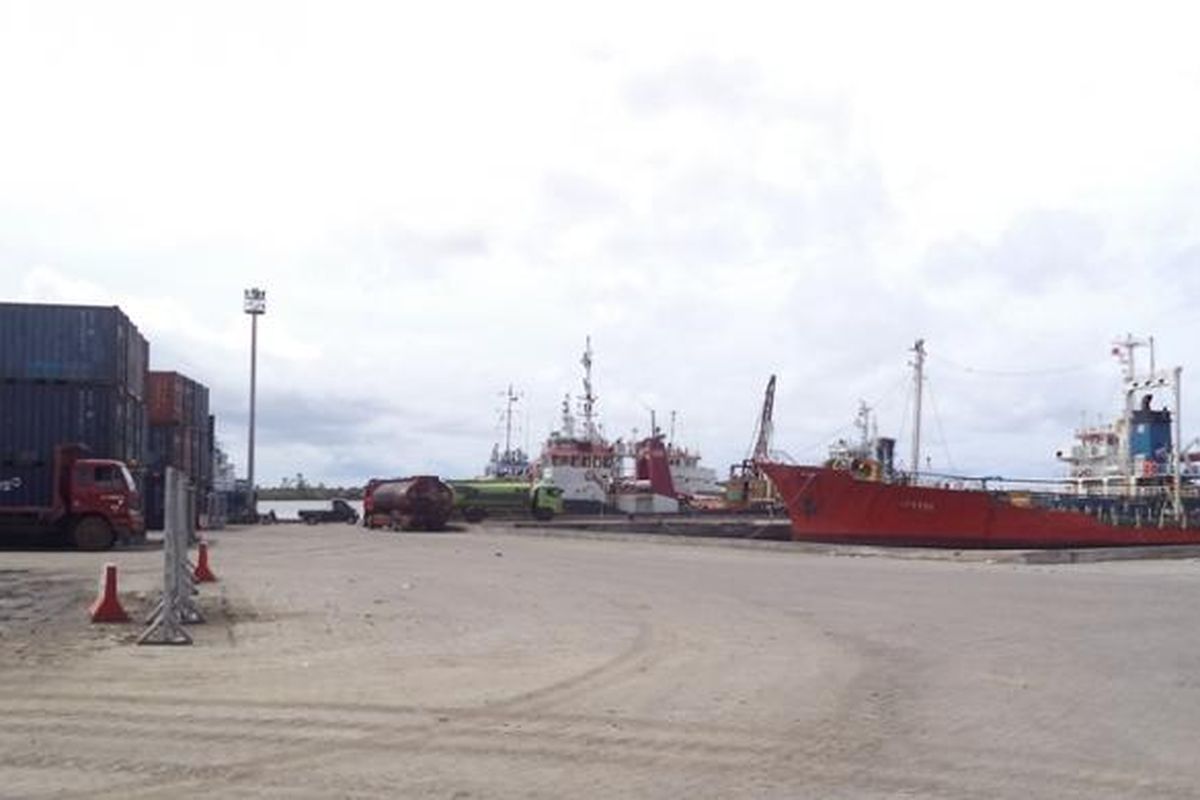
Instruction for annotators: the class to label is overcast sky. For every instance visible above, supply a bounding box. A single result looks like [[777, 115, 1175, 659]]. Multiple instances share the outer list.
[[4, 1, 1200, 486]]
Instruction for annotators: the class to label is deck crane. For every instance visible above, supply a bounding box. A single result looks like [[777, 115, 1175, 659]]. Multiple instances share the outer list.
[[727, 375, 781, 510], [751, 375, 776, 463]]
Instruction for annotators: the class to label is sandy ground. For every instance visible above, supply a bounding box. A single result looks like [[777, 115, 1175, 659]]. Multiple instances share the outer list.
[[2, 524, 1200, 799]]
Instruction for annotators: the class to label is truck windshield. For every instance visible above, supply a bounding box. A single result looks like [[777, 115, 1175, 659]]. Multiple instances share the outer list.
[[119, 465, 136, 493]]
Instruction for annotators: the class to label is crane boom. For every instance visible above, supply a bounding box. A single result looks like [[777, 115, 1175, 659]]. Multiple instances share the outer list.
[[752, 375, 776, 462]]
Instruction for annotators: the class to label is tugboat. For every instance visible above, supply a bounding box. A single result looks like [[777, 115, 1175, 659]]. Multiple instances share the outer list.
[[536, 338, 723, 514], [762, 337, 1200, 548], [537, 338, 618, 513], [484, 385, 532, 479], [615, 410, 722, 509]]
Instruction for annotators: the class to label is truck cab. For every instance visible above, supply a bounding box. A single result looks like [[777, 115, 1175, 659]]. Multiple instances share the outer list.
[[0, 445, 144, 550], [65, 457, 145, 549], [68, 460, 144, 546]]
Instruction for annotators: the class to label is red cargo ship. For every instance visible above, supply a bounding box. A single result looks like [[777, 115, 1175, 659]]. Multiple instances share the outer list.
[[763, 338, 1200, 549], [760, 462, 1200, 548]]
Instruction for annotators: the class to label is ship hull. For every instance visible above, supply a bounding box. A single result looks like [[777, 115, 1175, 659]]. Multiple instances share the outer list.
[[761, 463, 1200, 549]]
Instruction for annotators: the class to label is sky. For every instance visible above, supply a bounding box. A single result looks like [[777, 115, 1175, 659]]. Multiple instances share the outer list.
[[3, 1, 1200, 486]]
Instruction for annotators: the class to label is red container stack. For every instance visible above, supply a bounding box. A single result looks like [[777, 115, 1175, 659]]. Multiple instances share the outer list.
[[145, 371, 213, 529]]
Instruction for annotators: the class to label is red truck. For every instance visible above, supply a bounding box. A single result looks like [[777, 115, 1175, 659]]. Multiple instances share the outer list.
[[0, 444, 145, 550]]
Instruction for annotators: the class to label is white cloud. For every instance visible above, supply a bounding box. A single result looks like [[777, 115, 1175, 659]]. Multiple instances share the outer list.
[[3, 0, 1200, 485]]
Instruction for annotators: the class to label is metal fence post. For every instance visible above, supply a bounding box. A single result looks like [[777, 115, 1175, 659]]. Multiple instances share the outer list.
[[138, 467, 194, 645]]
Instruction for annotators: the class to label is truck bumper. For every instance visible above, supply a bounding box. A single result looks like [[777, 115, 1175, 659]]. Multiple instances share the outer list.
[[113, 525, 146, 545], [115, 512, 147, 544]]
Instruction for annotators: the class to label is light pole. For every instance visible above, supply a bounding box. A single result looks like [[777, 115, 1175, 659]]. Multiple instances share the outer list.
[[243, 287, 266, 517]]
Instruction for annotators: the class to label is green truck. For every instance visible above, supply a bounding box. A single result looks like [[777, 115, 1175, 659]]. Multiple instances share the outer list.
[[449, 479, 563, 522]]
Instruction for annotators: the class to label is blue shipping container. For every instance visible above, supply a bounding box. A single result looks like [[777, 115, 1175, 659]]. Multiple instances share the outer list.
[[0, 382, 146, 507], [0, 303, 149, 399], [144, 470, 165, 530], [148, 424, 186, 471]]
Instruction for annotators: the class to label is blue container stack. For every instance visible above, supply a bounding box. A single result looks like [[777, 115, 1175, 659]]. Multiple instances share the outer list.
[[0, 303, 149, 508]]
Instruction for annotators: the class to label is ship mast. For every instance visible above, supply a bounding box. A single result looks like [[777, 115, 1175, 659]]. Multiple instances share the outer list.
[[1114, 333, 1148, 475], [855, 400, 875, 452], [1174, 365, 1183, 525], [910, 339, 926, 481], [581, 336, 598, 442], [560, 394, 576, 439], [502, 384, 519, 460]]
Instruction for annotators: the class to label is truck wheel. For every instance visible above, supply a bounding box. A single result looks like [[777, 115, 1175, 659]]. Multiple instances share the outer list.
[[464, 507, 486, 523], [532, 507, 554, 522], [72, 516, 115, 551]]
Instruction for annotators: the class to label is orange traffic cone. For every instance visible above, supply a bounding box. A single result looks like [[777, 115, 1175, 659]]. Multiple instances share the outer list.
[[193, 541, 217, 583], [90, 563, 130, 623]]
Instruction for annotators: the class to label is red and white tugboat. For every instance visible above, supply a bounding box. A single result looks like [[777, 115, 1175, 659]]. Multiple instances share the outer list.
[[537, 338, 618, 513]]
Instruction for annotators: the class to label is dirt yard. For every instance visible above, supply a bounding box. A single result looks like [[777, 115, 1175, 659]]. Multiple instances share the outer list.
[[2, 524, 1199, 798]]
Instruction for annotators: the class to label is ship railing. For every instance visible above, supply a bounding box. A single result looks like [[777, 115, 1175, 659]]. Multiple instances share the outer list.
[[902, 470, 1199, 528], [908, 470, 1200, 499], [905, 471, 1032, 492]]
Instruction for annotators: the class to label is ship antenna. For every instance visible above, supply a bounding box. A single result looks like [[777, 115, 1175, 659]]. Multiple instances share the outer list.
[[910, 339, 926, 481]]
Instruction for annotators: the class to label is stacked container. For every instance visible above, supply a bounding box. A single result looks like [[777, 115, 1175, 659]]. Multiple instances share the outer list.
[[145, 370, 213, 528], [0, 303, 148, 508]]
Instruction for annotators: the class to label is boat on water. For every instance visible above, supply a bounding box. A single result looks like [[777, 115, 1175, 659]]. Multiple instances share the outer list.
[[762, 337, 1200, 548], [484, 385, 533, 479], [660, 419, 722, 498], [537, 338, 619, 513], [536, 338, 719, 513]]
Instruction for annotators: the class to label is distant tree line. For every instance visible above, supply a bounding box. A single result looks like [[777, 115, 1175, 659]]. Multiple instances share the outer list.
[[257, 472, 364, 500]]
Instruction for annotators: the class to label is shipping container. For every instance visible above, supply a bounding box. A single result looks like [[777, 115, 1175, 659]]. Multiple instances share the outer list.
[[147, 423, 213, 485], [201, 414, 216, 486], [194, 384, 209, 429], [0, 303, 148, 398], [143, 368, 214, 529], [144, 471, 165, 530], [147, 371, 185, 426], [147, 371, 211, 428], [0, 382, 146, 507], [148, 424, 186, 471]]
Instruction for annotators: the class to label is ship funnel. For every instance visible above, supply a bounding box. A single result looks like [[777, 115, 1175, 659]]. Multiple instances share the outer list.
[[875, 437, 896, 480]]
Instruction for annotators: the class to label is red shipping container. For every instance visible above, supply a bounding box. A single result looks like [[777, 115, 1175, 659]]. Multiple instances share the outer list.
[[147, 371, 185, 426]]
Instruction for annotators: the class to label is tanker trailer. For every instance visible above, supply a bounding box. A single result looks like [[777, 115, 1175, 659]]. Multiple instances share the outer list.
[[369, 476, 454, 531]]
